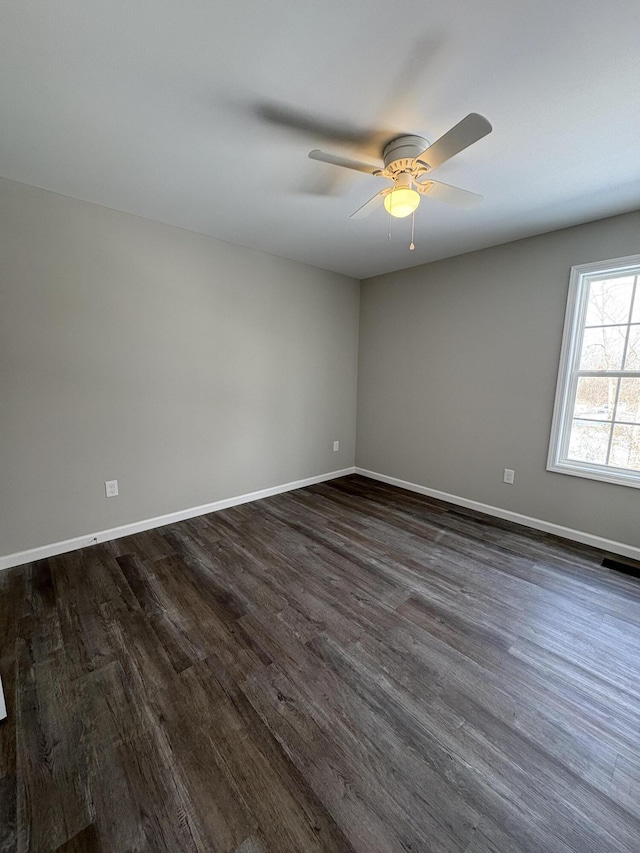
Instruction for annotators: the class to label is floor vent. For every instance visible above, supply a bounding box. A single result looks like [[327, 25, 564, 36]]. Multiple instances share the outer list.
[[602, 556, 640, 579]]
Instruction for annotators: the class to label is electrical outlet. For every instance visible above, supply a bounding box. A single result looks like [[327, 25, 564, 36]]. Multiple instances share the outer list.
[[333, 440, 340, 452], [503, 468, 515, 484], [105, 479, 119, 498]]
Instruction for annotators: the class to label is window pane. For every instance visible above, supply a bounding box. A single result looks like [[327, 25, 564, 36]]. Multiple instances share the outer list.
[[567, 420, 611, 464], [579, 326, 627, 370], [609, 424, 640, 471], [624, 325, 640, 370], [616, 378, 640, 423], [632, 287, 640, 323], [585, 277, 634, 326], [574, 376, 617, 420]]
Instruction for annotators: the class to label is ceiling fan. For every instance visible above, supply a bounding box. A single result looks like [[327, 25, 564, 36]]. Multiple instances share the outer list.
[[308, 113, 492, 220]]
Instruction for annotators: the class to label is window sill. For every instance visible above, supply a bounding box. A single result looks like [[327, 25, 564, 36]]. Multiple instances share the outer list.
[[547, 459, 640, 489]]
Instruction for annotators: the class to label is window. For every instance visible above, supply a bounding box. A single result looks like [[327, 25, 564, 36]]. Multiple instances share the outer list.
[[548, 254, 640, 488]]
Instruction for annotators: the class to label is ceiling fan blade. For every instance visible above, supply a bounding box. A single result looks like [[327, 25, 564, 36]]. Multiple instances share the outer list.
[[255, 102, 385, 148], [350, 189, 391, 219], [416, 179, 483, 209], [309, 149, 382, 175], [415, 113, 492, 171]]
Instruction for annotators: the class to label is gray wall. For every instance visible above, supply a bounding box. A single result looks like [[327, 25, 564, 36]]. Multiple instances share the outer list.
[[357, 210, 640, 549], [3, 173, 638, 560], [0, 178, 360, 557]]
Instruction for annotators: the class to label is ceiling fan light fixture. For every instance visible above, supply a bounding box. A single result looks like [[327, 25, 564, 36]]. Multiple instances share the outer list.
[[384, 187, 420, 218]]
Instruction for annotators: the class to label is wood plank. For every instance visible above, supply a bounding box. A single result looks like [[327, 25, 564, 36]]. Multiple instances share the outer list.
[[14, 642, 92, 853], [1, 474, 639, 852], [0, 773, 17, 853], [54, 823, 102, 853]]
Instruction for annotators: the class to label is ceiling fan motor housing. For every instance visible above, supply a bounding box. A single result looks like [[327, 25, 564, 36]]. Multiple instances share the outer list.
[[382, 135, 430, 171]]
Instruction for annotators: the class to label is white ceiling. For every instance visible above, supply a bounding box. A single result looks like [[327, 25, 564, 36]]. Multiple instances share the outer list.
[[1, 0, 639, 280]]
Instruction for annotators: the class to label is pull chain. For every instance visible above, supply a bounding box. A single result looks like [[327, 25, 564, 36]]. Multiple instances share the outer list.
[[409, 209, 415, 251], [388, 204, 392, 241]]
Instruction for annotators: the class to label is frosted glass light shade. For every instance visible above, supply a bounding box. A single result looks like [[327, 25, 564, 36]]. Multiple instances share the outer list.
[[384, 187, 420, 218]]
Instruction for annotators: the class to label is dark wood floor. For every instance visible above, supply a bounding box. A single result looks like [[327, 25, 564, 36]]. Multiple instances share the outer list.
[[1, 475, 640, 852]]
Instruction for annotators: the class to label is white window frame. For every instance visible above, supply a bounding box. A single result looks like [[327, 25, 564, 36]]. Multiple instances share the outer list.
[[547, 253, 640, 489]]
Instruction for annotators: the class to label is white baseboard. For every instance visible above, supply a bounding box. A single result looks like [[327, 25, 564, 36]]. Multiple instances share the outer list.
[[355, 467, 640, 562], [5, 464, 637, 571], [0, 467, 356, 572]]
